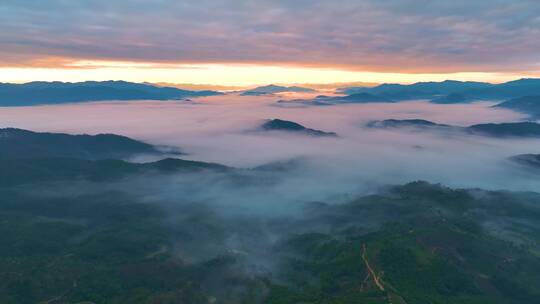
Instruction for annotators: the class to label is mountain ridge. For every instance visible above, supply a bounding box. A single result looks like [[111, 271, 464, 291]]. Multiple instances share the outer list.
[[367, 119, 540, 138], [340, 78, 540, 102], [0, 127, 167, 160], [0, 81, 223, 106]]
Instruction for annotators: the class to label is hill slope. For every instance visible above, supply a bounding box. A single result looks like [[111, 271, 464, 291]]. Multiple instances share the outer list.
[[0, 128, 164, 160]]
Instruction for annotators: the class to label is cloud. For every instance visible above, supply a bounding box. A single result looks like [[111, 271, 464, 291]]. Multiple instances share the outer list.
[[0, 95, 537, 193], [1, 0, 540, 73]]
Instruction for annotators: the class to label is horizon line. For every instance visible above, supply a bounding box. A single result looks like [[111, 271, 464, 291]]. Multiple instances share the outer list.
[[2, 77, 538, 88]]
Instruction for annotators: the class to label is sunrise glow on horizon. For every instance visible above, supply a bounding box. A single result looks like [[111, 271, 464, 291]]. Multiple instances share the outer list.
[[0, 61, 532, 86]]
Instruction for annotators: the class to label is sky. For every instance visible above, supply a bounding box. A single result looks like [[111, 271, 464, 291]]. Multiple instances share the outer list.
[[1, 0, 540, 85]]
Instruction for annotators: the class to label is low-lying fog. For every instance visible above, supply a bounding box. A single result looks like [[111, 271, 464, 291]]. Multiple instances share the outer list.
[[1, 94, 539, 196]]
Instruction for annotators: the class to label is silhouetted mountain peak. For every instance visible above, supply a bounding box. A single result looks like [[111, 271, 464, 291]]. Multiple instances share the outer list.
[[260, 119, 337, 136], [367, 119, 450, 129]]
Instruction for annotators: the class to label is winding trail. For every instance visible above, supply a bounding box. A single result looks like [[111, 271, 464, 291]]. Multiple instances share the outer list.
[[361, 244, 385, 292]]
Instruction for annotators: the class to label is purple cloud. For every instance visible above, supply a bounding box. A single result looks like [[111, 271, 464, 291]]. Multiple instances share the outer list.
[[1, 0, 539, 72]]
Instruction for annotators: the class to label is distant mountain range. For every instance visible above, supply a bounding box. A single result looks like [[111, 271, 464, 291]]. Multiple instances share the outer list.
[[241, 84, 315, 96], [339, 78, 540, 102], [277, 78, 540, 106], [367, 119, 540, 138], [0, 81, 222, 106], [259, 119, 337, 137]]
